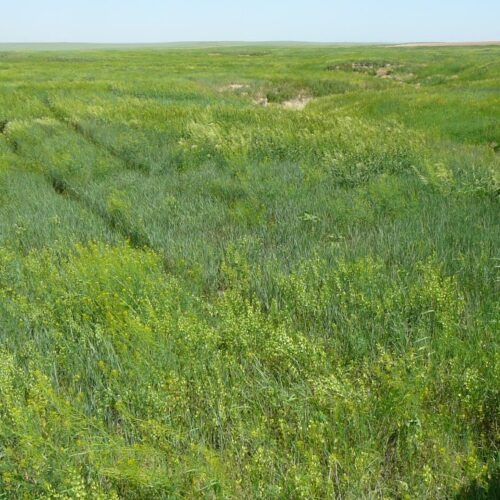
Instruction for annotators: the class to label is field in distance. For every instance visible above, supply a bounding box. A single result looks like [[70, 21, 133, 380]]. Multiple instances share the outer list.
[[0, 44, 498, 498], [394, 41, 500, 47]]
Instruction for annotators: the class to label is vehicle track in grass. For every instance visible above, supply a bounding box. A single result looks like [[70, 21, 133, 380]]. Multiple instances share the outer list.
[[48, 175, 153, 250], [41, 94, 160, 250], [2, 106, 155, 252], [43, 95, 152, 175]]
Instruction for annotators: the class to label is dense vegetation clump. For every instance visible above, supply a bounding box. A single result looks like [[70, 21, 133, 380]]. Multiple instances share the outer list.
[[0, 44, 499, 498]]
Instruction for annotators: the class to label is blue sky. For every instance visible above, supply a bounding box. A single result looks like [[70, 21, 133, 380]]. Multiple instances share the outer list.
[[1, 0, 498, 43]]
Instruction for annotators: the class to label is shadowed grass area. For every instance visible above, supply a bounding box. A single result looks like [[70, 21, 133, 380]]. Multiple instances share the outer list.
[[0, 44, 498, 498]]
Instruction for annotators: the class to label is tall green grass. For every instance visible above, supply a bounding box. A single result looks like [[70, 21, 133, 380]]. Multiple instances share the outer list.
[[0, 44, 498, 498]]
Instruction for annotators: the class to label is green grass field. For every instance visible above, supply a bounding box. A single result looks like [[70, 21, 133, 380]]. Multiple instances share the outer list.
[[0, 43, 499, 498]]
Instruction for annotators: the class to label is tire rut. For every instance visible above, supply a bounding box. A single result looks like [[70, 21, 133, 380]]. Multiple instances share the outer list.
[[2, 104, 153, 252], [43, 97, 151, 175], [48, 175, 152, 250]]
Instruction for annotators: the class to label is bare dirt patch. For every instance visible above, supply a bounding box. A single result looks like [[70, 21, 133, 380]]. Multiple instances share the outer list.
[[219, 83, 250, 92], [376, 67, 392, 78], [253, 96, 269, 107], [281, 95, 313, 110], [328, 61, 402, 77]]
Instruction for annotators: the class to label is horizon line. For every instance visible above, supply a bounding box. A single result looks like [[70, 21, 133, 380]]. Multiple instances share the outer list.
[[1, 40, 499, 46]]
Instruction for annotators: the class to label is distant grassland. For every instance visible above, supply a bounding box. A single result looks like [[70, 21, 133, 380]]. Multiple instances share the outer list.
[[0, 44, 499, 498]]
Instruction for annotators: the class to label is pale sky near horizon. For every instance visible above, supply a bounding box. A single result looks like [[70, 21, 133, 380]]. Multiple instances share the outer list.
[[0, 0, 498, 44]]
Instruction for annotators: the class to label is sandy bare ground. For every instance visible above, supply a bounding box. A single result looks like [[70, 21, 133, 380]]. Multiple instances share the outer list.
[[220, 83, 249, 91], [281, 95, 313, 110], [393, 41, 500, 47]]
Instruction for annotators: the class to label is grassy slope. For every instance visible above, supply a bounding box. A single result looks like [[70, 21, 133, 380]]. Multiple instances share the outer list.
[[0, 45, 498, 498]]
